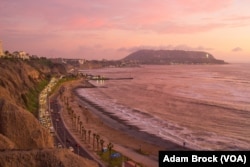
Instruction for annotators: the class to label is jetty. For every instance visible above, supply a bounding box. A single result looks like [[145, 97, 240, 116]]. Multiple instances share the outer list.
[[86, 74, 133, 81], [90, 77, 133, 81]]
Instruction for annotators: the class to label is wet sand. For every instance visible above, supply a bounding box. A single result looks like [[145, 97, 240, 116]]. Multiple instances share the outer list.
[[59, 78, 188, 166]]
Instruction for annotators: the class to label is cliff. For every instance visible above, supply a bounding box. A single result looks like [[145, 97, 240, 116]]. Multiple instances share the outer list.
[[123, 49, 226, 64], [0, 99, 53, 149], [0, 58, 97, 166], [0, 149, 98, 167]]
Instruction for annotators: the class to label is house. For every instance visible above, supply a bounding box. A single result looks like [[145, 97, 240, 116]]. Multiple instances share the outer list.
[[13, 51, 30, 60], [18, 51, 30, 60], [78, 59, 86, 64]]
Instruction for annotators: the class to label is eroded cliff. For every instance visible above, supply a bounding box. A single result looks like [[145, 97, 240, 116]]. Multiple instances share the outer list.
[[0, 58, 97, 167]]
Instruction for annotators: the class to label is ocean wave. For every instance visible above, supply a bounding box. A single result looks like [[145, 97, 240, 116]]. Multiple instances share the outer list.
[[76, 87, 250, 150]]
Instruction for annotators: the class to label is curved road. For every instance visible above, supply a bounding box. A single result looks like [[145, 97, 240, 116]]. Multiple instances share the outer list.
[[49, 96, 104, 167]]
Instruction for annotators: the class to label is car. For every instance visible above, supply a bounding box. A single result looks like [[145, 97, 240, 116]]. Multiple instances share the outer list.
[[69, 146, 74, 152], [57, 143, 62, 148]]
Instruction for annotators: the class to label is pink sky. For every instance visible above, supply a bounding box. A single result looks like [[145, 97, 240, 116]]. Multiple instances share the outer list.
[[1, 0, 250, 62]]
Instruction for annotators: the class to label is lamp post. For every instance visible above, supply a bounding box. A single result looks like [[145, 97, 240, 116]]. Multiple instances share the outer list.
[[64, 129, 66, 148], [107, 142, 114, 164], [56, 118, 59, 132]]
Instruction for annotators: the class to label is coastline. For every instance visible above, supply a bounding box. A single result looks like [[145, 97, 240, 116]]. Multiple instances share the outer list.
[[59, 78, 189, 166], [73, 79, 189, 149], [74, 86, 188, 151]]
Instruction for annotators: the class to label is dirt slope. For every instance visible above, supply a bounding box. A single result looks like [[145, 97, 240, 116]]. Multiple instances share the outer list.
[[0, 58, 97, 167], [0, 149, 98, 167]]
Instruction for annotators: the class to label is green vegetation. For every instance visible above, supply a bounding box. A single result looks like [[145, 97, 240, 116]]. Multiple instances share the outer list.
[[29, 56, 53, 67], [135, 147, 150, 156], [98, 150, 143, 167], [25, 79, 49, 117], [25, 75, 77, 116], [49, 76, 77, 95], [98, 150, 123, 167]]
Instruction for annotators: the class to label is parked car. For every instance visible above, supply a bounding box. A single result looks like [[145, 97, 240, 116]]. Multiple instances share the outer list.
[[69, 146, 74, 152]]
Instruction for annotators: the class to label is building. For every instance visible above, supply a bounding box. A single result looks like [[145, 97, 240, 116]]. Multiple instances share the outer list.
[[18, 51, 30, 60], [78, 59, 86, 64], [0, 41, 4, 57], [13, 51, 30, 60]]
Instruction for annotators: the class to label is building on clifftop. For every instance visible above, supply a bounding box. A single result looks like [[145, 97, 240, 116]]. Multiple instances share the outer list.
[[13, 51, 30, 60]]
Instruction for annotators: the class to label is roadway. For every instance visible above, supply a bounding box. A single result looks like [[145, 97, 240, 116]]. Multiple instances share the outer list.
[[49, 96, 104, 167]]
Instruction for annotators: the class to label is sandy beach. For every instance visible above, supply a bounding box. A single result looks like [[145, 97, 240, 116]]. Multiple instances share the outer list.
[[55, 78, 187, 166]]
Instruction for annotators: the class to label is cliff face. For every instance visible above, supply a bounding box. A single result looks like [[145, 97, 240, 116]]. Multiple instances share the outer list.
[[0, 58, 97, 167], [0, 99, 53, 149], [123, 49, 226, 64], [0, 59, 54, 149], [0, 59, 43, 109], [0, 149, 98, 167]]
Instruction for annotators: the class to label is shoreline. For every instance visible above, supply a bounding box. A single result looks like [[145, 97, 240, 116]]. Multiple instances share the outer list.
[[74, 89, 189, 151], [73, 80, 189, 151], [58, 78, 190, 166]]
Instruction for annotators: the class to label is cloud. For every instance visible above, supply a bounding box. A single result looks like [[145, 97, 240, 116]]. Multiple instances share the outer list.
[[0, 0, 235, 34], [152, 22, 226, 34], [118, 45, 213, 53], [176, 0, 232, 13], [232, 47, 243, 52], [1, 0, 249, 61], [223, 15, 250, 27]]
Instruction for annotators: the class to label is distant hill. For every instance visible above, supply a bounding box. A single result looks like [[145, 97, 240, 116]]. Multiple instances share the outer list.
[[123, 50, 226, 64]]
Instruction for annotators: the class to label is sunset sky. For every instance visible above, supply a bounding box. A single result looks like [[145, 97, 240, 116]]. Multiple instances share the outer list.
[[1, 0, 250, 62]]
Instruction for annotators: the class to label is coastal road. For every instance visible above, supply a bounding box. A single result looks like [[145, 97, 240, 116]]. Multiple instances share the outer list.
[[49, 97, 104, 167]]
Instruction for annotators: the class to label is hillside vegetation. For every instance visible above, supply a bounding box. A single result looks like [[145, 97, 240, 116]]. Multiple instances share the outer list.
[[0, 58, 97, 167]]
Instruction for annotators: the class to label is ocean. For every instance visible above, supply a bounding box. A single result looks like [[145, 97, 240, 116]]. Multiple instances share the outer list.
[[77, 64, 250, 150]]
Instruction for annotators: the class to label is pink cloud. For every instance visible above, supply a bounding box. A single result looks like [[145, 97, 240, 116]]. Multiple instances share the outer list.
[[53, 0, 233, 32], [176, 0, 232, 13], [222, 15, 250, 27], [155, 22, 226, 34], [232, 47, 243, 52], [1, 0, 250, 61], [118, 44, 213, 53], [0, 0, 236, 33]]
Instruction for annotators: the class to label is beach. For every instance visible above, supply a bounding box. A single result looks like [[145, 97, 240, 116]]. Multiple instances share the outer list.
[[78, 65, 250, 151], [56, 64, 250, 166], [58, 78, 187, 166]]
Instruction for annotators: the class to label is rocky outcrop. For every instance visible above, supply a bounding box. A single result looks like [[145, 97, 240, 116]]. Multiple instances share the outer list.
[[123, 49, 226, 64]]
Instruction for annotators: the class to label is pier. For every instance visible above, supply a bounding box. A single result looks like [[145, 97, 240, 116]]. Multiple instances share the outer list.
[[90, 77, 133, 81]]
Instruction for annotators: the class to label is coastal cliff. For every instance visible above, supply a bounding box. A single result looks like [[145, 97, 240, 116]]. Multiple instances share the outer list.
[[123, 49, 226, 64], [0, 149, 98, 167], [0, 58, 97, 166]]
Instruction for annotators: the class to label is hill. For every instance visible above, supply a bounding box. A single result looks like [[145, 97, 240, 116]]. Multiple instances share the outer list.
[[123, 50, 226, 64]]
